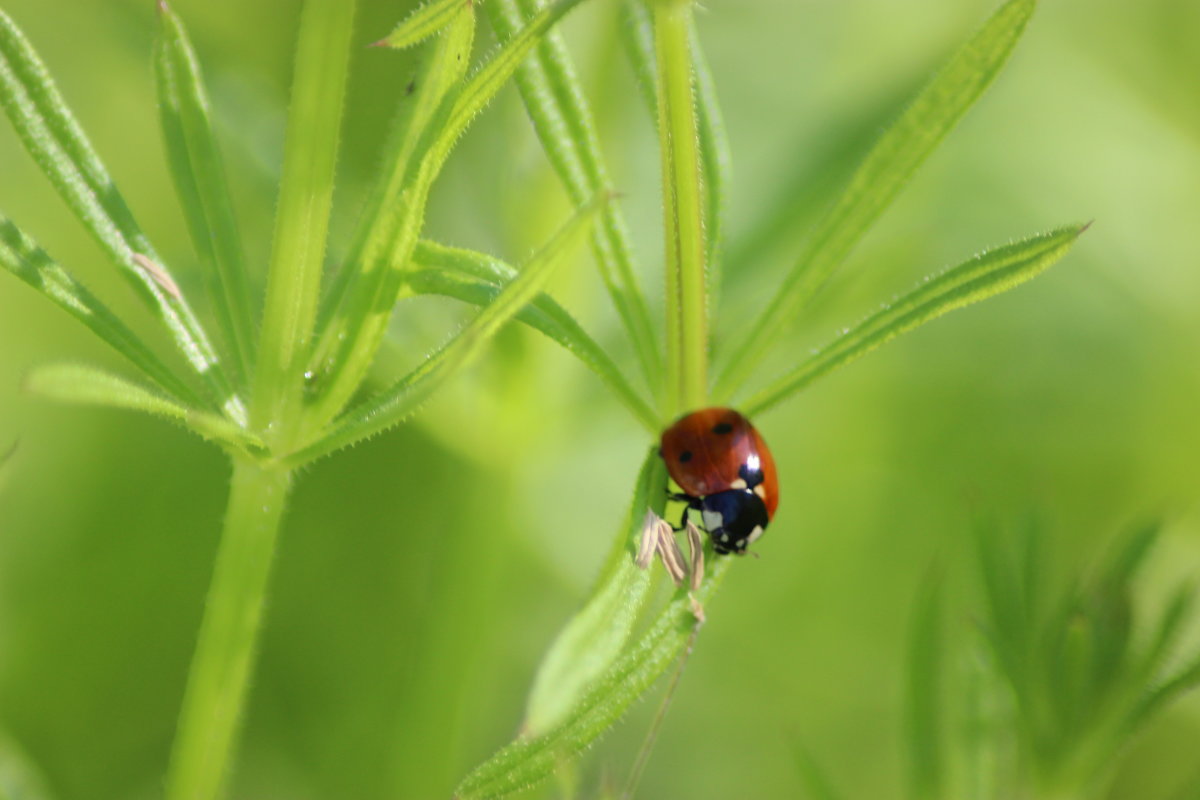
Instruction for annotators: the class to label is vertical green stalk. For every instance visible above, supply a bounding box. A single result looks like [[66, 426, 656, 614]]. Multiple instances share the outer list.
[[253, 0, 356, 444], [653, 0, 707, 416], [165, 461, 291, 800]]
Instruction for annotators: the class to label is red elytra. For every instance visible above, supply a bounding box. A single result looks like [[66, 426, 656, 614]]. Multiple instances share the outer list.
[[659, 408, 779, 554]]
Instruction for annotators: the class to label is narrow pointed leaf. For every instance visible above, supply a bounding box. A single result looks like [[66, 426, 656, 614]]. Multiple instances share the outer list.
[[0, 214, 202, 406], [26, 363, 260, 450], [1131, 651, 1200, 728], [155, 2, 255, 386], [717, 0, 1039, 398], [487, 0, 661, 390], [290, 194, 604, 465], [743, 224, 1083, 417], [0, 9, 244, 422], [309, 1, 472, 345], [1135, 581, 1196, 688], [455, 557, 731, 799], [306, 0, 594, 429], [690, 17, 732, 284], [409, 241, 660, 431], [523, 449, 666, 736], [252, 0, 356, 436], [379, 0, 473, 50]]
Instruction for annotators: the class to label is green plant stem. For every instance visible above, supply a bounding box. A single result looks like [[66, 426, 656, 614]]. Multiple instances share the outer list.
[[252, 0, 355, 443], [165, 460, 292, 800], [653, 0, 707, 417]]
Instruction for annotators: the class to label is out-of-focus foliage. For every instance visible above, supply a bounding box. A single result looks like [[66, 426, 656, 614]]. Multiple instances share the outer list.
[[0, 1, 1197, 799]]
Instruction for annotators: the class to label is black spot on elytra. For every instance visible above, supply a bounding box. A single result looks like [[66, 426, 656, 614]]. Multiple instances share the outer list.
[[679, 450, 693, 463], [712, 422, 733, 435]]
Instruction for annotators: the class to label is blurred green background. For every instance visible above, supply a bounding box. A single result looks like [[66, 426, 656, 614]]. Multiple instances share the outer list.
[[1, 0, 1198, 798]]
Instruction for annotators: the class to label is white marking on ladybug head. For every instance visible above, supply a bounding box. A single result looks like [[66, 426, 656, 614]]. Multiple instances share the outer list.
[[746, 525, 765, 545], [703, 509, 724, 533], [753, 485, 767, 499], [730, 478, 748, 490]]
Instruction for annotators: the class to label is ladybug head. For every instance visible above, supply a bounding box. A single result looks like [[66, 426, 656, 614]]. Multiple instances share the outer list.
[[699, 489, 770, 555]]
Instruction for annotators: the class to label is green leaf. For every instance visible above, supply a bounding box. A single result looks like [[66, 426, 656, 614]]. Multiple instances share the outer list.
[[408, 241, 661, 432], [455, 557, 731, 799], [378, 0, 473, 50], [305, 0, 596, 431], [0, 9, 244, 423], [25, 363, 261, 451], [312, 2, 475, 354], [522, 448, 666, 736], [690, 16, 732, 291], [251, 0, 357, 439], [1131, 649, 1200, 729], [905, 572, 946, 800], [0, 213, 202, 407], [743, 224, 1084, 417], [289, 193, 605, 465], [486, 0, 661, 393], [154, 2, 256, 387], [1135, 581, 1196, 688], [716, 0, 1039, 399]]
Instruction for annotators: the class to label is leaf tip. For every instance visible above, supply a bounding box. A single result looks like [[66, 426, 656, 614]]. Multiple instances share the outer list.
[[1078, 219, 1095, 235]]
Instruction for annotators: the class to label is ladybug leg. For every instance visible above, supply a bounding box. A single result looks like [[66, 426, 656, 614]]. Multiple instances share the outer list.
[[666, 495, 702, 533]]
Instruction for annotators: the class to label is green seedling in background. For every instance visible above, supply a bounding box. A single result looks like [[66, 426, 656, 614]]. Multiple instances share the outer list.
[[789, 523, 1200, 800]]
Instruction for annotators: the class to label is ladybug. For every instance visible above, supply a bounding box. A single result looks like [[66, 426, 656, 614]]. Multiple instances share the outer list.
[[659, 407, 779, 555]]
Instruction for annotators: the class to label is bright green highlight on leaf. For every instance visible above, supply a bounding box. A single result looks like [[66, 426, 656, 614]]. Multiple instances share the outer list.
[[743, 224, 1085, 417], [0, 7, 243, 422], [154, 2, 256, 389], [522, 449, 666, 736], [408, 241, 661, 432], [290, 192, 607, 465], [716, 0, 1039, 399], [379, 0, 474, 50]]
